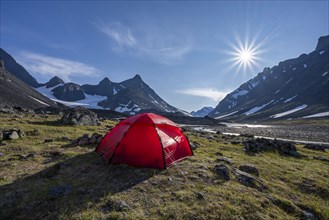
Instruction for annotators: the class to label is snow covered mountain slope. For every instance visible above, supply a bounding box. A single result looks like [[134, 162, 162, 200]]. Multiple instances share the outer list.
[[36, 74, 184, 115], [209, 35, 329, 121], [98, 74, 180, 115], [191, 107, 214, 117]]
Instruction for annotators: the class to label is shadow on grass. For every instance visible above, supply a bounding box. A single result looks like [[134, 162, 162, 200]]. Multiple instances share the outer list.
[[0, 152, 157, 219], [29, 120, 64, 126]]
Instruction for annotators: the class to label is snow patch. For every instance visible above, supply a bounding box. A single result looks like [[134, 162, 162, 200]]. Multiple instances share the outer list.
[[215, 110, 239, 119], [29, 96, 50, 106], [231, 90, 248, 99], [283, 95, 298, 103], [322, 71, 328, 76], [302, 111, 329, 118], [244, 100, 274, 115], [271, 104, 308, 118], [113, 87, 118, 95], [115, 101, 141, 113], [319, 50, 325, 55], [304, 64, 307, 68], [35, 85, 107, 109], [293, 67, 296, 71]]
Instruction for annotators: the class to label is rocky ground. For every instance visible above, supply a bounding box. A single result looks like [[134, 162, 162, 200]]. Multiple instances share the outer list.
[[187, 120, 329, 144]]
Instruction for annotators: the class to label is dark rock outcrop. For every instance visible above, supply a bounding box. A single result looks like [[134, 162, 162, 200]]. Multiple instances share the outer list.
[[238, 164, 259, 176], [60, 107, 99, 126], [233, 169, 267, 191], [303, 144, 327, 151], [52, 83, 85, 101], [70, 133, 103, 146], [243, 138, 302, 157], [213, 164, 230, 181], [43, 76, 64, 88], [1, 129, 25, 140]]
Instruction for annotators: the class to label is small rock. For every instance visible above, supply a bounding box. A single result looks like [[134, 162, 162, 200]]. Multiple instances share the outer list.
[[26, 129, 40, 136], [196, 192, 205, 200], [114, 201, 130, 212], [78, 137, 89, 146], [234, 169, 267, 191], [96, 136, 103, 143], [313, 156, 329, 163], [231, 140, 242, 145], [216, 156, 233, 164], [48, 185, 72, 199], [17, 129, 25, 138], [26, 153, 35, 159], [213, 164, 230, 181], [0, 152, 3, 157], [239, 164, 259, 176], [8, 131, 19, 140], [215, 152, 223, 156], [190, 141, 200, 150], [44, 139, 54, 143]]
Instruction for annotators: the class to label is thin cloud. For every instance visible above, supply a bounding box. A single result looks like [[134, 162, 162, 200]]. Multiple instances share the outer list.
[[16, 51, 99, 82], [93, 21, 192, 65], [177, 88, 228, 101]]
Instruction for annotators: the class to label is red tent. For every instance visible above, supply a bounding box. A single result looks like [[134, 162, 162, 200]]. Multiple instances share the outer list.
[[96, 113, 193, 169]]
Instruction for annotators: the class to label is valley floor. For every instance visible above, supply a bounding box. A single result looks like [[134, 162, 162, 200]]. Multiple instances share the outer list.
[[191, 119, 329, 144], [0, 113, 328, 219]]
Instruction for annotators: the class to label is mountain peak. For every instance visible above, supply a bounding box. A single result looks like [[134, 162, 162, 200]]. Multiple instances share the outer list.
[[316, 35, 329, 51], [44, 76, 65, 88], [99, 77, 112, 85], [133, 74, 142, 80]]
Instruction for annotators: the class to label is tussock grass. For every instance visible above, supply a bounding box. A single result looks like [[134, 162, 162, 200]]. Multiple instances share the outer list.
[[0, 113, 328, 219]]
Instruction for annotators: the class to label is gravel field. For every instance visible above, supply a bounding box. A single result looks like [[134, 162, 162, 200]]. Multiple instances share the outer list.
[[188, 123, 329, 144]]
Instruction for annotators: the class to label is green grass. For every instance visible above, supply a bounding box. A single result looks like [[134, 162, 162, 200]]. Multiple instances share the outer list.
[[0, 113, 328, 219]]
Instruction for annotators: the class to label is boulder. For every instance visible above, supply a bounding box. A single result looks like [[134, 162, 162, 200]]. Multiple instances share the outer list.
[[60, 106, 99, 126], [213, 164, 230, 181], [8, 131, 19, 140], [238, 164, 259, 176], [243, 138, 302, 157], [2, 129, 25, 140]]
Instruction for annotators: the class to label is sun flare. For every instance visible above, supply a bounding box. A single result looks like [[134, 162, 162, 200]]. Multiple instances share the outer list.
[[228, 36, 264, 74]]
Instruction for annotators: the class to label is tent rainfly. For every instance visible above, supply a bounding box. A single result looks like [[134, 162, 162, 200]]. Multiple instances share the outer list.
[[96, 113, 193, 169]]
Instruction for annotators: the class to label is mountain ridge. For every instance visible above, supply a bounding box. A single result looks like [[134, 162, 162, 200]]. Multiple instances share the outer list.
[[208, 35, 329, 121]]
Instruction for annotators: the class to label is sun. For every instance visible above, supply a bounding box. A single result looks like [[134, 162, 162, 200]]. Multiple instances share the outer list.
[[227, 36, 263, 74], [239, 50, 253, 64]]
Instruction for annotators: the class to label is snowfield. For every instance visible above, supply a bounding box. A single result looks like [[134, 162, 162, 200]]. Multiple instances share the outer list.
[[35, 85, 108, 109], [271, 104, 308, 118]]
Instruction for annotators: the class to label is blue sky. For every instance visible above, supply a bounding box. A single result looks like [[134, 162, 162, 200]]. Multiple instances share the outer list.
[[1, 1, 328, 112]]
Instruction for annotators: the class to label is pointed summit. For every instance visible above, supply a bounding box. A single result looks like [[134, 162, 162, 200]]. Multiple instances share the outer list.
[[133, 74, 142, 80], [316, 35, 329, 51], [99, 77, 112, 86]]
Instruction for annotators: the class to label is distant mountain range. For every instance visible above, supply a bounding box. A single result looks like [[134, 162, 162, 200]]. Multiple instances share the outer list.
[[208, 35, 329, 121], [34, 74, 184, 115], [0, 48, 186, 115], [191, 107, 214, 117]]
